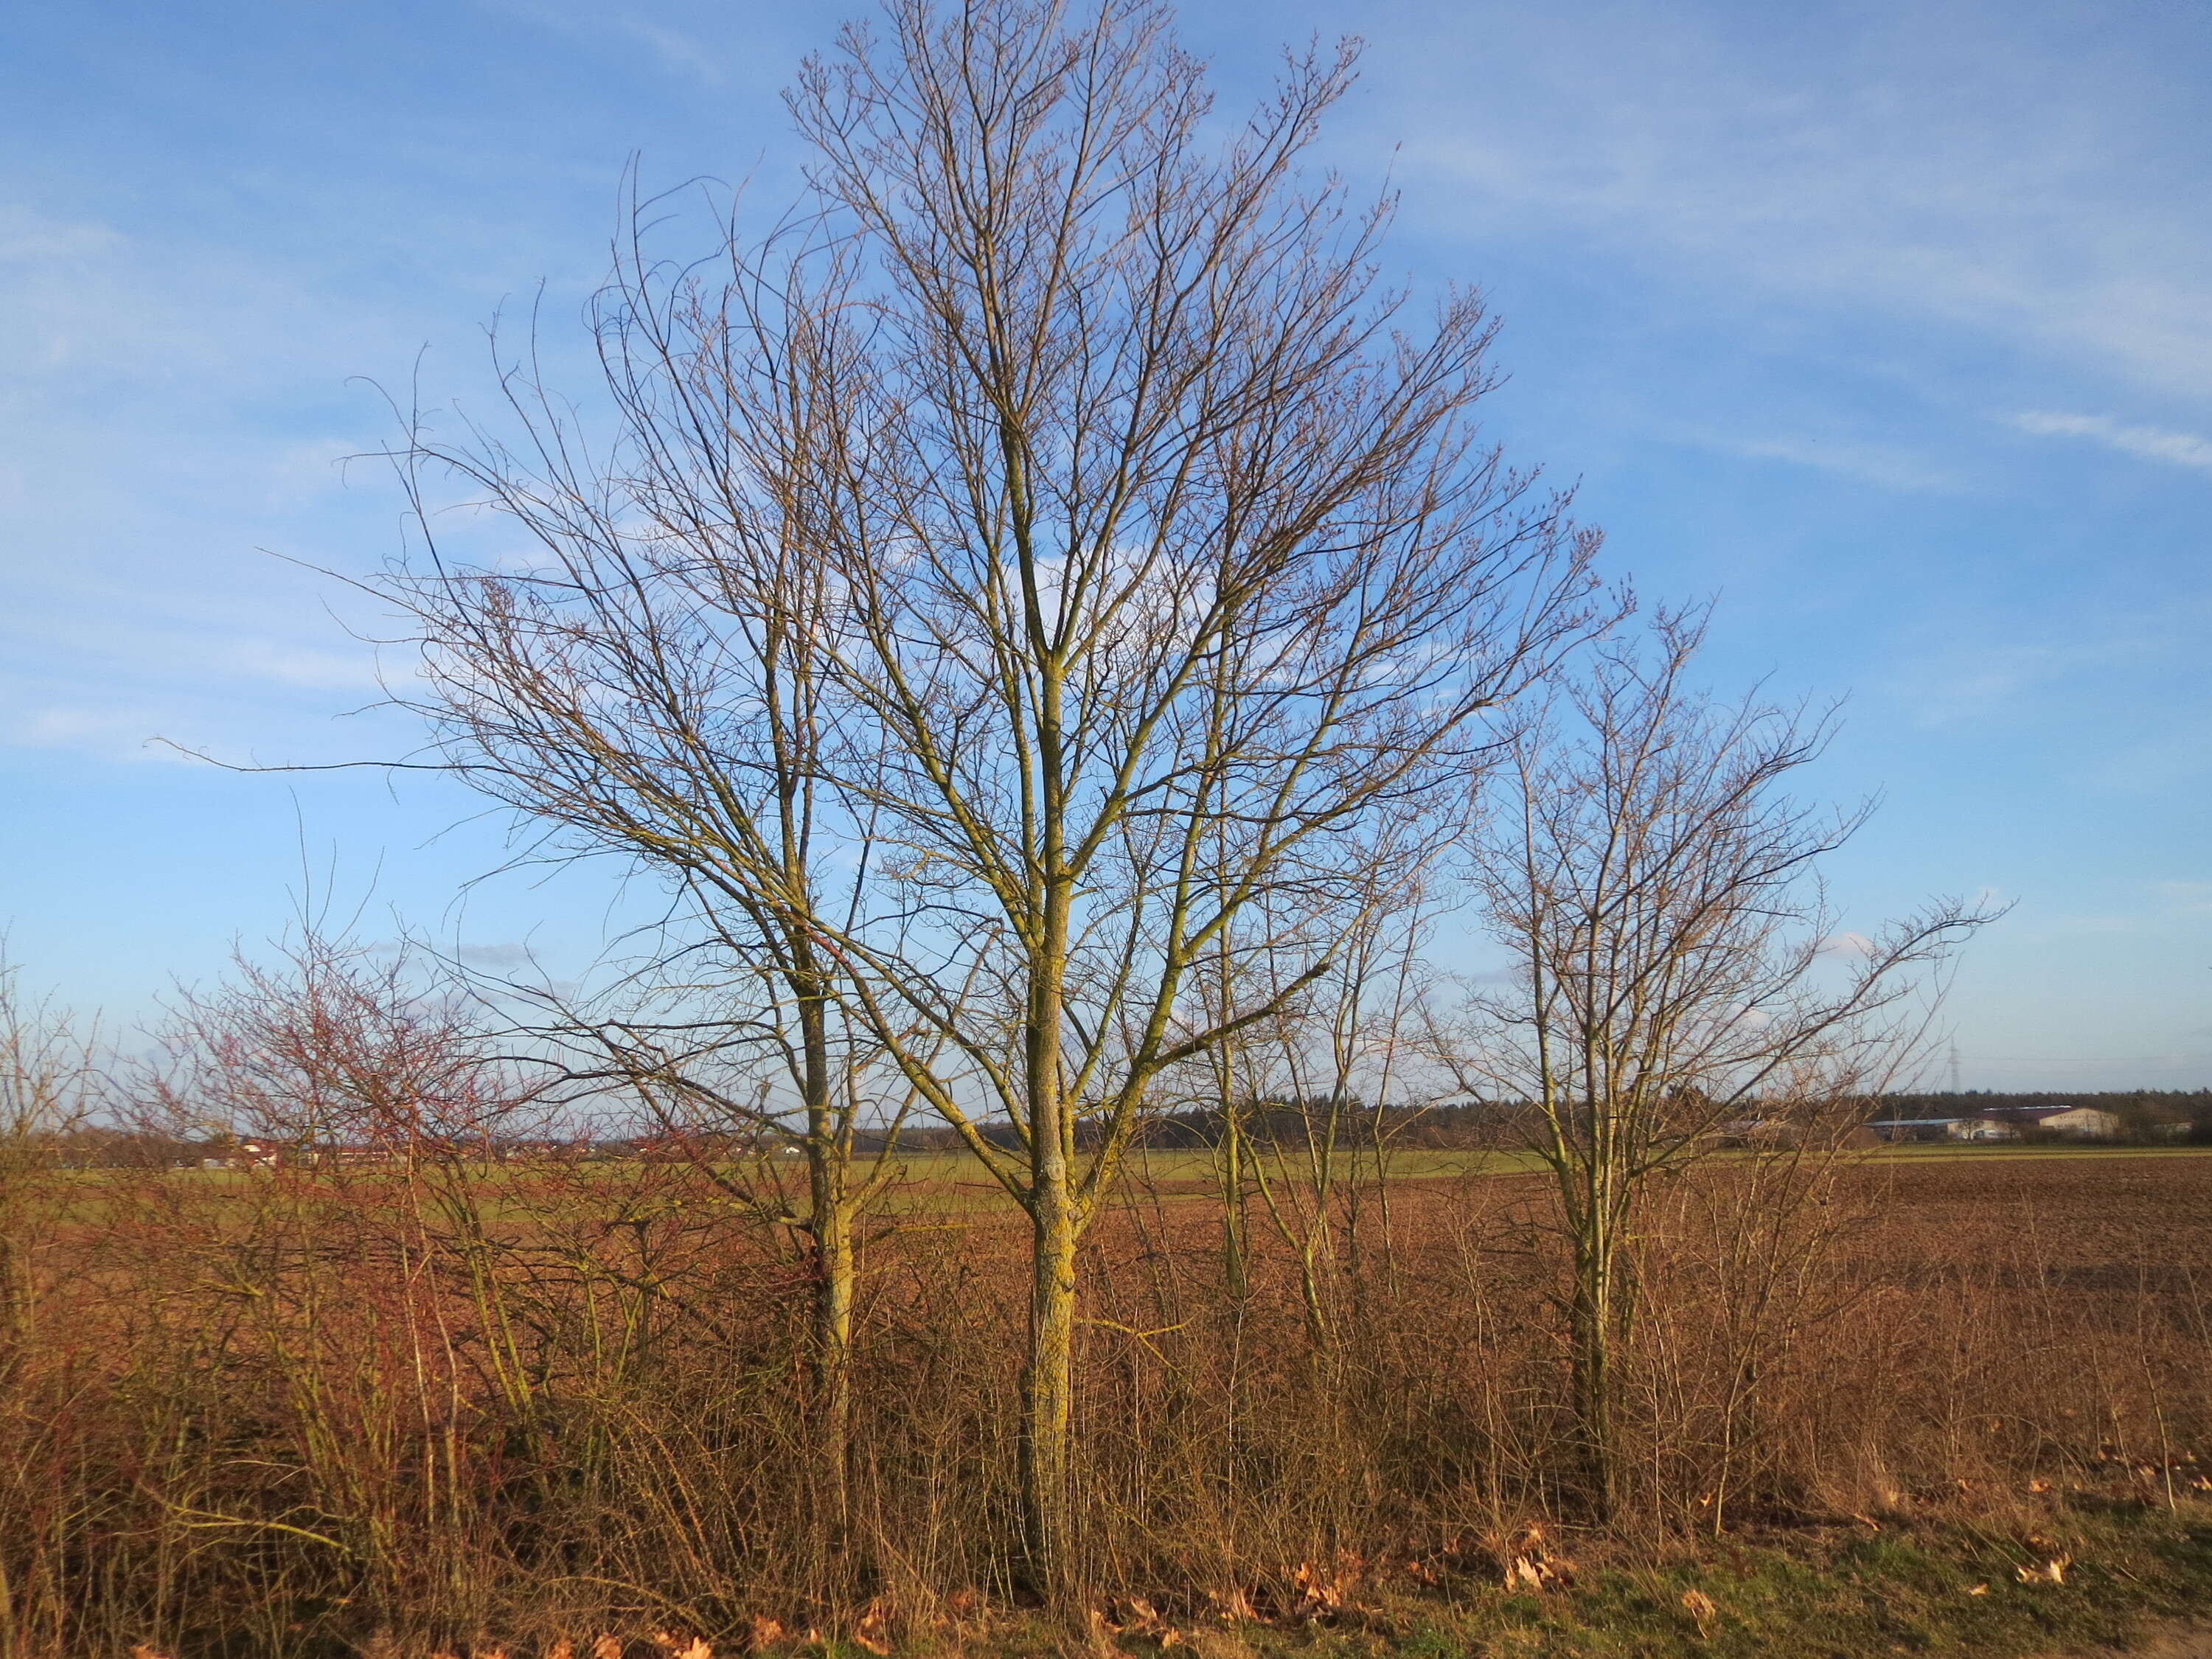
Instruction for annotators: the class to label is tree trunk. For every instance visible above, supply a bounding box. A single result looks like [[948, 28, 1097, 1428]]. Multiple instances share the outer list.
[[810, 1174, 855, 1527], [1019, 1187, 1079, 1598], [796, 956, 855, 1566], [1220, 1093, 1251, 1303], [1568, 1222, 1621, 1521]]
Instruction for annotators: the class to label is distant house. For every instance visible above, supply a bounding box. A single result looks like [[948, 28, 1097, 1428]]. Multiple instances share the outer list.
[[327, 1144, 406, 1166], [201, 1138, 282, 1169]]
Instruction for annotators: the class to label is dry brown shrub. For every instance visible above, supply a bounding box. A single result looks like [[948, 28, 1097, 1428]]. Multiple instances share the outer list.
[[0, 1150, 2204, 1655]]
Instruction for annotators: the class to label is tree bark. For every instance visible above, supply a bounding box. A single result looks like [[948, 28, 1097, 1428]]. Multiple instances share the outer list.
[[796, 958, 856, 1548], [809, 1152, 856, 1531], [1018, 1188, 1080, 1596], [1568, 1234, 1618, 1521]]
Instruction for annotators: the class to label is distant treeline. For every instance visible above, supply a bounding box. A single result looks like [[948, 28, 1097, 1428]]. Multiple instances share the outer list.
[[880, 1091, 2212, 1154], [843, 1089, 2212, 1155], [33, 1089, 2212, 1167], [867, 1098, 1534, 1155]]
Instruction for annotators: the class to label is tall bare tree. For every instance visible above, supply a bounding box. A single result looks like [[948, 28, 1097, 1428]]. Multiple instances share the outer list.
[[759, 0, 1599, 1590], [375, 0, 1594, 1593], [1453, 608, 1992, 1517]]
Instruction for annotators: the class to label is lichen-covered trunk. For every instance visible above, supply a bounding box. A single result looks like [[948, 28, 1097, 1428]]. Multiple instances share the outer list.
[[794, 953, 856, 1558], [1220, 1107, 1251, 1304], [1017, 827, 1082, 1600], [809, 1168, 855, 1527], [1568, 1213, 1624, 1521], [1019, 1188, 1079, 1595]]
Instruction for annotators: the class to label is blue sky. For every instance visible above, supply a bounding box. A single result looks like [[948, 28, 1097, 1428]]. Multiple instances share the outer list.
[[1, 0, 2205, 1088]]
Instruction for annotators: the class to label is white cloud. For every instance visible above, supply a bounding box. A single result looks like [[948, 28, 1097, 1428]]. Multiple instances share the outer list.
[[4, 705, 195, 762], [227, 641, 385, 692], [0, 204, 122, 265], [1877, 599, 2205, 734], [2007, 411, 2212, 473]]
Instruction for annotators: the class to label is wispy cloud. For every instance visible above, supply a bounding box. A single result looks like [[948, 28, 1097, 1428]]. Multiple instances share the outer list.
[[2155, 881, 2212, 917], [2008, 411, 2212, 473], [456, 942, 539, 970], [3, 704, 191, 762], [1377, 1, 2212, 400], [478, 1, 730, 85], [0, 203, 122, 265], [1665, 426, 1958, 493]]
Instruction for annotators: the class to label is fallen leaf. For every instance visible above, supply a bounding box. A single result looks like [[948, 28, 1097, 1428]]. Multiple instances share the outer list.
[[852, 1601, 891, 1658], [1506, 1557, 1554, 1593], [1101, 1596, 1189, 1648], [1206, 1586, 1260, 1624], [1681, 1587, 1719, 1638]]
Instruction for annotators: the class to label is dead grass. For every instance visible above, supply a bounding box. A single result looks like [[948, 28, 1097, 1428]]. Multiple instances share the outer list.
[[1, 1150, 2205, 1658]]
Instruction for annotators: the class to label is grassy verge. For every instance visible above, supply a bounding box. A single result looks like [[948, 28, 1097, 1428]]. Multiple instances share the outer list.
[[999, 1504, 2212, 1659]]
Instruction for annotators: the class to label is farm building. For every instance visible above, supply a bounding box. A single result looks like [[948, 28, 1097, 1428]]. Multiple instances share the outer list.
[[1868, 1103, 2126, 1144], [198, 1138, 282, 1169], [1997, 1104, 2125, 1138]]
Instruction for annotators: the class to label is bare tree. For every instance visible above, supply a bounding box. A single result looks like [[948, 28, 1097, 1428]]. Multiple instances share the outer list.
[[1184, 858, 1448, 1352], [1453, 607, 1993, 1517], [372, 0, 1593, 1595], [150, 933, 526, 1155], [756, 0, 1596, 1590], [372, 187, 922, 1562]]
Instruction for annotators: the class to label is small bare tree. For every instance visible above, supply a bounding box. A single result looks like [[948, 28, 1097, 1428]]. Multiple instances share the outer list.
[[373, 188, 923, 1559], [1454, 608, 1992, 1517], [1185, 857, 1448, 1352], [151, 933, 526, 1154]]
